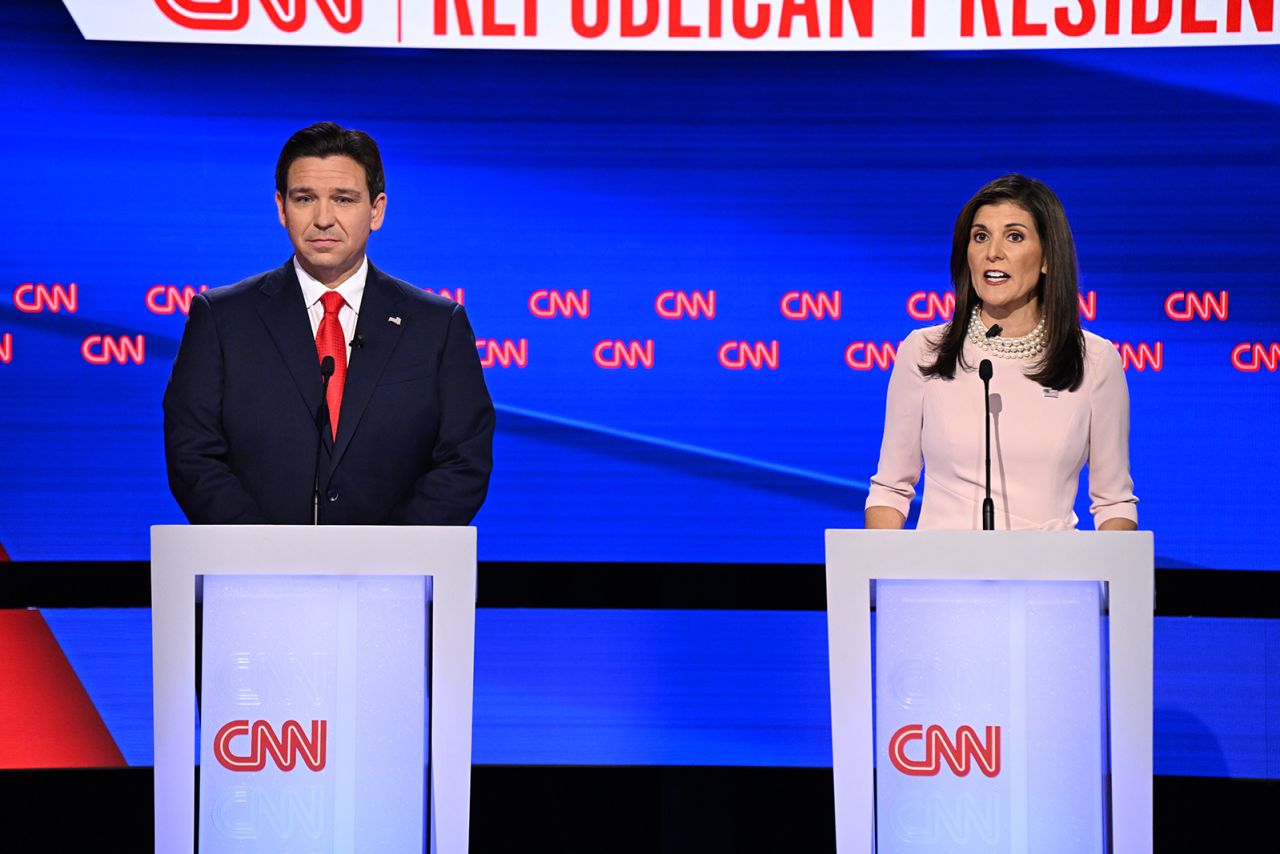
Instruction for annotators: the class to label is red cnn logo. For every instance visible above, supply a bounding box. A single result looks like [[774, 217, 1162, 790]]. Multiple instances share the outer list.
[[889, 724, 1001, 778], [213, 719, 328, 772], [594, 339, 654, 369], [1231, 342, 1280, 372], [845, 341, 897, 370], [424, 287, 465, 305], [718, 340, 779, 370], [145, 285, 208, 315], [781, 291, 841, 320], [477, 338, 528, 368], [14, 282, 77, 314], [1165, 291, 1228, 321], [906, 291, 1096, 321], [154, 0, 362, 33], [529, 289, 590, 318], [656, 290, 716, 319], [82, 335, 146, 365], [1115, 341, 1163, 372], [0, 333, 12, 364], [907, 291, 954, 321]]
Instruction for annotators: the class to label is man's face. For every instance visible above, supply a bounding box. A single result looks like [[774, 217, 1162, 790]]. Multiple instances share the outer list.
[[276, 155, 386, 287]]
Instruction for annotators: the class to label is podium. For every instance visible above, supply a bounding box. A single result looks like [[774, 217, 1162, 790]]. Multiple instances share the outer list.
[[151, 525, 477, 853], [826, 530, 1153, 853]]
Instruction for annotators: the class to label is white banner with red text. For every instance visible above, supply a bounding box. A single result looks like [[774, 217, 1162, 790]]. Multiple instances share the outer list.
[[63, 0, 1280, 50]]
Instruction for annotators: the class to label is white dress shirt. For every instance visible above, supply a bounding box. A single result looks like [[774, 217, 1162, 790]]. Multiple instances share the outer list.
[[295, 255, 368, 365]]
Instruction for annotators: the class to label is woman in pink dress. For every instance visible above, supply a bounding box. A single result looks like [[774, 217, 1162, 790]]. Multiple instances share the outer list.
[[865, 174, 1138, 531]]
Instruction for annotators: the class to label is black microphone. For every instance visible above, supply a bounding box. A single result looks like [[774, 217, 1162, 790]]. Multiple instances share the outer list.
[[313, 356, 335, 525], [979, 358, 995, 531], [350, 332, 364, 350], [986, 324, 1003, 338]]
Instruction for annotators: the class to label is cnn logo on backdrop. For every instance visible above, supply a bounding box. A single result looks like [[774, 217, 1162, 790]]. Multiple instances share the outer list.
[[155, 0, 362, 33]]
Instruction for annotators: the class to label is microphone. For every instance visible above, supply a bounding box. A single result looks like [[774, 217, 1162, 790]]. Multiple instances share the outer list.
[[313, 356, 335, 525], [979, 359, 995, 531], [986, 324, 1003, 338], [350, 332, 364, 350]]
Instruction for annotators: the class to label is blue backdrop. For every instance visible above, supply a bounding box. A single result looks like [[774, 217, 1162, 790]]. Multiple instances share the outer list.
[[1, 5, 1277, 568], [1, 1, 1277, 780]]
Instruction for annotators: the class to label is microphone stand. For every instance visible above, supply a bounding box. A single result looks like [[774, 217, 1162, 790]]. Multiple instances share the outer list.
[[979, 358, 995, 531], [313, 356, 335, 525]]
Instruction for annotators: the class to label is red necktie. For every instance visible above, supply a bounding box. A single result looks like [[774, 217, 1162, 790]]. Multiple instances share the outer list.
[[316, 290, 347, 440]]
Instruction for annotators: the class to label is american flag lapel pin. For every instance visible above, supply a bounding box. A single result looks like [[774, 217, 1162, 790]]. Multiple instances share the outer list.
[[388, 316, 402, 326]]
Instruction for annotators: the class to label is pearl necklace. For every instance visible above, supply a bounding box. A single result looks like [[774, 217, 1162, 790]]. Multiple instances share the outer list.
[[966, 305, 1046, 359]]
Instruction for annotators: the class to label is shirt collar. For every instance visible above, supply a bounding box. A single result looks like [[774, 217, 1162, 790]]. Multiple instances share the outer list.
[[295, 255, 368, 315]]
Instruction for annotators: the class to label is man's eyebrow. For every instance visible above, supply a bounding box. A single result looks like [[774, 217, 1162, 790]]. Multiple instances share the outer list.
[[287, 186, 364, 198]]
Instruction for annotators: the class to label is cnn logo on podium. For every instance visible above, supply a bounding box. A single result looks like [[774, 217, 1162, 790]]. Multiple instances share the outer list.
[[888, 724, 1001, 778], [213, 719, 328, 772]]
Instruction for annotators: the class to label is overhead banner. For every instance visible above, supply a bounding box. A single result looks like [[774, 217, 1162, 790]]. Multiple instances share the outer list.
[[63, 0, 1280, 50]]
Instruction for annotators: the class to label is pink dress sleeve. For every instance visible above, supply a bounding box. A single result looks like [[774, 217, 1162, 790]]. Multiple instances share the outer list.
[[1087, 338, 1139, 527], [866, 330, 927, 517]]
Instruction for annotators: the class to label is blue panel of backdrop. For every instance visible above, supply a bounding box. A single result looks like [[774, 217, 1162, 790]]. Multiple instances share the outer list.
[[1, 3, 1277, 568], [41, 608, 1280, 779]]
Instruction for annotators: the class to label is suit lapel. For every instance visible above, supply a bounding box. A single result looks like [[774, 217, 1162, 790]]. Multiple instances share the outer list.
[[330, 264, 406, 471], [254, 261, 332, 452]]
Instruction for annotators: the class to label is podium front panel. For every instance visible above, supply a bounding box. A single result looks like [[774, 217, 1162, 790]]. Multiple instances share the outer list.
[[198, 575, 428, 852], [874, 580, 1106, 853]]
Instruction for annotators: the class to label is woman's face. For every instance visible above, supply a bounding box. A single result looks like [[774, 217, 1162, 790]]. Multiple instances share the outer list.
[[967, 201, 1047, 321]]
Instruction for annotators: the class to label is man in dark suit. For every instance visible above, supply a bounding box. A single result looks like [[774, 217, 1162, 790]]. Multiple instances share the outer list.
[[164, 122, 494, 525]]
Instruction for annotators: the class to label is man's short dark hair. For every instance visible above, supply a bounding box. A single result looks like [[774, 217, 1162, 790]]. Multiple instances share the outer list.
[[275, 122, 385, 199]]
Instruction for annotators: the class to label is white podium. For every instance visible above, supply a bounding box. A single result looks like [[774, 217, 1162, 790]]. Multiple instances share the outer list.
[[826, 530, 1154, 854], [151, 525, 477, 854]]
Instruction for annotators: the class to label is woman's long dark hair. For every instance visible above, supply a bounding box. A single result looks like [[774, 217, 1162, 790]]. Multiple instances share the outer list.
[[921, 174, 1086, 392]]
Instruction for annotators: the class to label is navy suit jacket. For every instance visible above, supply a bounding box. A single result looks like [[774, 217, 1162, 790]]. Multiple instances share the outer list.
[[163, 260, 494, 525]]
